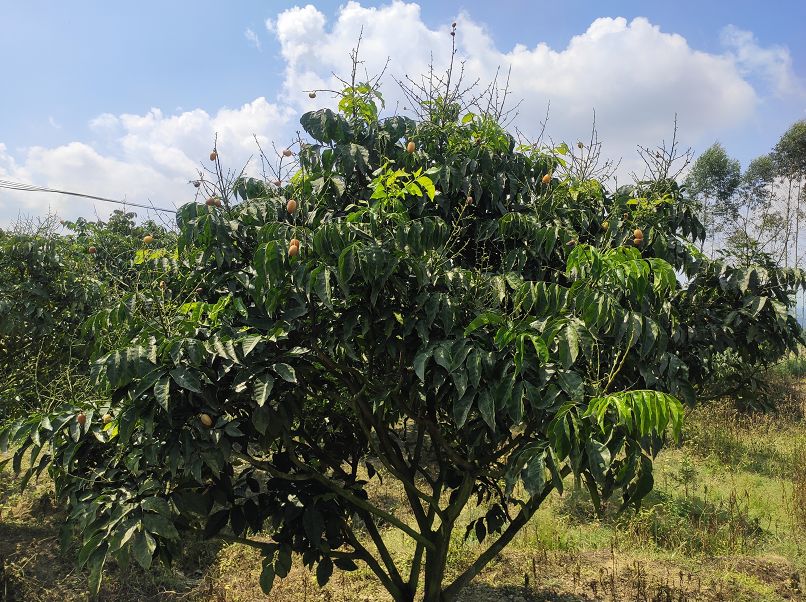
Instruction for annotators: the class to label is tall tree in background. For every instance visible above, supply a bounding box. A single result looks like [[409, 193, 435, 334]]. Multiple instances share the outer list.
[[772, 121, 806, 271], [684, 142, 741, 257]]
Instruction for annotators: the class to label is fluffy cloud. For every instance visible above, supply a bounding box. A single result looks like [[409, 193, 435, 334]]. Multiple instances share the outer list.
[[1, 99, 294, 225], [1, 2, 800, 226], [269, 4, 767, 175]]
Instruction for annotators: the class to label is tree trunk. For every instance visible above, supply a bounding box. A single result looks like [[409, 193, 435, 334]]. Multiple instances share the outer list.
[[422, 533, 452, 602]]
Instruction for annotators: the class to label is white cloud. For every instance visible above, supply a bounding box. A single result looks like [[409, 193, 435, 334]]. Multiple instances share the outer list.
[[720, 25, 799, 97], [245, 27, 261, 51], [1, 2, 801, 226], [1, 99, 295, 225]]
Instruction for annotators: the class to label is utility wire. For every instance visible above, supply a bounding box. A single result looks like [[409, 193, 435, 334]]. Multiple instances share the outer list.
[[0, 179, 178, 214]]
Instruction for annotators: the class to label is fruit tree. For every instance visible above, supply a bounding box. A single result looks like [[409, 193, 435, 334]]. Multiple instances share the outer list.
[[2, 76, 803, 601]]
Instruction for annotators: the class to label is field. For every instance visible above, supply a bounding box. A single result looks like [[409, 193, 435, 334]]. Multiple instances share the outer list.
[[2, 372, 804, 602]]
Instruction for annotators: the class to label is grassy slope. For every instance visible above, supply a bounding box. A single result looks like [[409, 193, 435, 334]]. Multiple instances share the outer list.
[[1, 393, 804, 601]]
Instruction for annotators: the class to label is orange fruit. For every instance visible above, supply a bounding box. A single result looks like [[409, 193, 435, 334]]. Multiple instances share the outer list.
[[88, 246, 97, 254], [287, 199, 298, 214], [143, 234, 154, 244], [209, 150, 217, 162], [633, 237, 642, 246], [199, 414, 214, 428], [406, 141, 416, 153], [76, 413, 86, 426], [289, 244, 300, 257], [541, 174, 552, 185], [633, 228, 644, 239]]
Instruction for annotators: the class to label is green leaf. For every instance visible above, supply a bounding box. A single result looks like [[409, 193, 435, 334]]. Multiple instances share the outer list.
[[259, 561, 276, 594], [153, 375, 171, 412], [477, 389, 496, 431], [316, 557, 334, 587], [254, 373, 275, 407], [586, 439, 611, 485], [272, 363, 297, 383], [131, 530, 157, 570], [170, 367, 203, 394]]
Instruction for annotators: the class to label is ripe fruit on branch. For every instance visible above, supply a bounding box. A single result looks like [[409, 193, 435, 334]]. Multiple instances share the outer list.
[[209, 150, 217, 162], [88, 246, 97, 254], [76, 413, 86, 426], [541, 174, 552, 185], [287, 199, 298, 214], [159, 280, 167, 289], [466, 195, 473, 205], [633, 237, 642, 246], [289, 244, 300, 257], [143, 234, 154, 244], [290, 238, 300, 248], [102, 414, 113, 424], [199, 414, 214, 428], [633, 228, 644, 240], [602, 221, 609, 231], [406, 141, 416, 153], [206, 197, 222, 207], [282, 149, 294, 157]]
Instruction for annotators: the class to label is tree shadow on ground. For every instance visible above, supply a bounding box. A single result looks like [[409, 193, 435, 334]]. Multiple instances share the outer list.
[[457, 583, 595, 602]]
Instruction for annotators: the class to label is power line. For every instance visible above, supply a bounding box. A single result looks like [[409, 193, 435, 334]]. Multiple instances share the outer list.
[[0, 179, 178, 213]]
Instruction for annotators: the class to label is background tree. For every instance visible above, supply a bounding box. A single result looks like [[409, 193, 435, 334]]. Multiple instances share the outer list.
[[684, 142, 741, 257]]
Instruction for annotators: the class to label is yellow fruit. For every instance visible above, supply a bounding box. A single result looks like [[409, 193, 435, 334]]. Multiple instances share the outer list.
[[143, 234, 154, 244], [287, 199, 298, 214], [102, 413, 113, 424], [290, 238, 300, 248], [159, 280, 166, 289], [88, 246, 97, 254], [633, 228, 644, 239], [541, 174, 552, 185], [76, 413, 86, 426], [282, 149, 293, 157], [602, 221, 609, 231], [200, 414, 214, 428], [633, 237, 642, 246], [209, 150, 217, 162], [406, 141, 416, 153], [289, 244, 300, 257]]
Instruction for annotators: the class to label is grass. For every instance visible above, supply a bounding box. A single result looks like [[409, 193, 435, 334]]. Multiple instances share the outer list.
[[2, 384, 805, 601]]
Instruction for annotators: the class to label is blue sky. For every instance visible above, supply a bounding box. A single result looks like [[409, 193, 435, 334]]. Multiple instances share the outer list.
[[1, 1, 804, 224]]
